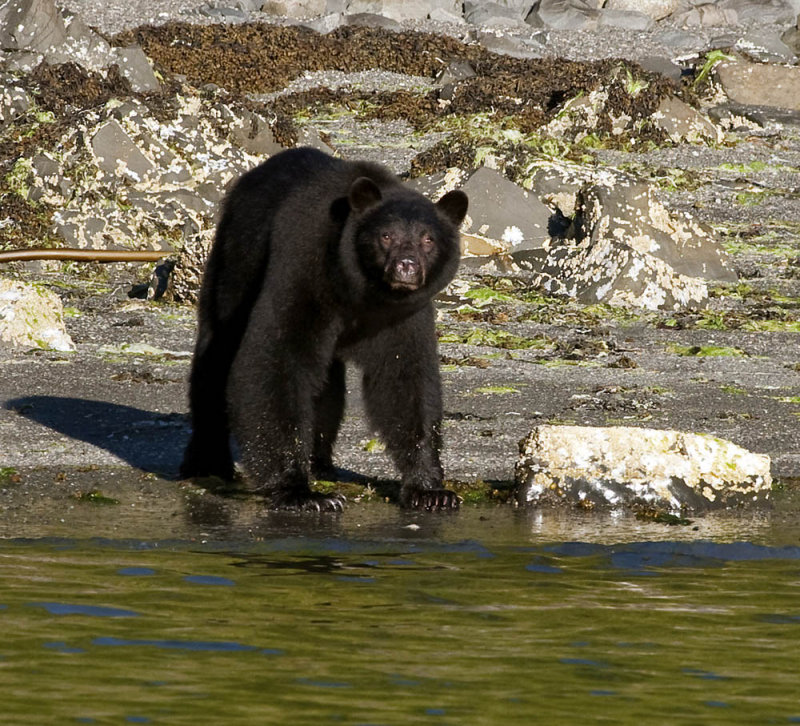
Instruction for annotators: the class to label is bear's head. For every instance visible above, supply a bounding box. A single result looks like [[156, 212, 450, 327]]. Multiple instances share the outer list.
[[346, 177, 468, 303]]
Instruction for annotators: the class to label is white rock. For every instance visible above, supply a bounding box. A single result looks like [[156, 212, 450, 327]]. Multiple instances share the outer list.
[[515, 425, 772, 512], [345, 0, 432, 21], [0, 278, 74, 352]]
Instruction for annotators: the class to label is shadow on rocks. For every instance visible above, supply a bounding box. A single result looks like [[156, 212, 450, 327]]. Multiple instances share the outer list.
[[5, 395, 187, 478]]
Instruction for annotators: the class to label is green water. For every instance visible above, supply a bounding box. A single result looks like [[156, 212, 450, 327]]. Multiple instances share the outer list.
[[2, 506, 800, 725]]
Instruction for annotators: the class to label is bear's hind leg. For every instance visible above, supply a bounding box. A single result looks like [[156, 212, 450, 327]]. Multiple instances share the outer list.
[[181, 328, 235, 481], [229, 319, 345, 512], [311, 358, 346, 481]]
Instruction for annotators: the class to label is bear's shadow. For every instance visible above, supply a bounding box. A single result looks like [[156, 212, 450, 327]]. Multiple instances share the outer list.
[[5, 395, 384, 496], [6, 396, 188, 478]]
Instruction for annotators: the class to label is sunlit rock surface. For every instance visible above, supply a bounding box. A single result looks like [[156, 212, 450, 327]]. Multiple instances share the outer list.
[[714, 55, 800, 112], [458, 167, 552, 257], [0, 277, 74, 351], [520, 170, 736, 310], [515, 424, 772, 512]]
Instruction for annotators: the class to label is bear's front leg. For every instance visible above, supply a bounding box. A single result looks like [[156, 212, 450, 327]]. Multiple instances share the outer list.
[[358, 309, 459, 511]]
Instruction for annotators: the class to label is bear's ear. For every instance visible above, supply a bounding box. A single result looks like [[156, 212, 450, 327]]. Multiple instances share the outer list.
[[348, 177, 383, 214], [436, 190, 469, 227]]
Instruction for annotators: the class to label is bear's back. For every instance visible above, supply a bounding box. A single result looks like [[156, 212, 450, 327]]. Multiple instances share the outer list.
[[232, 147, 399, 209]]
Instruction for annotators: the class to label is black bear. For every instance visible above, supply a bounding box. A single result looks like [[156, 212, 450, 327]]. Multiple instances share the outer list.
[[181, 147, 468, 511]]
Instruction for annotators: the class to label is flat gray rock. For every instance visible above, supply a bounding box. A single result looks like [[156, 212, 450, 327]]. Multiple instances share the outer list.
[[735, 28, 797, 64], [653, 96, 720, 144], [673, 4, 738, 27], [198, 4, 249, 20], [301, 12, 344, 32], [477, 30, 547, 58], [91, 120, 156, 182], [230, 108, 284, 156], [459, 167, 552, 256], [113, 46, 161, 92], [709, 102, 800, 127], [598, 9, 654, 31], [260, 0, 326, 17], [434, 59, 476, 87], [345, 0, 431, 21], [715, 56, 800, 112], [604, 0, 678, 20], [535, 0, 600, 29], [718, 0, 797, 23], [637, 55, 683, 82], [464, 0, 525, 24], [654, 28, 705, 52], [489, 0, 537, 13], [344, 11, 401, 29]]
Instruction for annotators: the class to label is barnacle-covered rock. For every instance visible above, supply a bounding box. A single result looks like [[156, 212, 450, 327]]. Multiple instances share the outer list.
[[518, 170, 737, 310], [515, 425, 772, 512], [0, 277, 74, 351]]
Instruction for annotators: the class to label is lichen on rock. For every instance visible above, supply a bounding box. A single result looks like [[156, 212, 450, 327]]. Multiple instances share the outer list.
[[517, 168, 737, 311], [515, 424, 772, 512], [0, 277, 74, 351]]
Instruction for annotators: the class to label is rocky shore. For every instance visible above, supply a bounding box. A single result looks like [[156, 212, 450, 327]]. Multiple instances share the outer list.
[[1, 0, 799, 521]]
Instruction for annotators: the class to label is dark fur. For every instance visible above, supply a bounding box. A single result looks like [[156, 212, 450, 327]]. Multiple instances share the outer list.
[[181, 147, 468, 511]]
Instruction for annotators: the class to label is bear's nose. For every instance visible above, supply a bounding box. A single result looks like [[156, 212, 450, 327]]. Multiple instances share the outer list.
[[395, 258, 418, 281]]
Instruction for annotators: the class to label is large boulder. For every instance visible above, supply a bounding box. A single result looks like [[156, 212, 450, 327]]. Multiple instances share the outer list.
[[459, 167, 552, 256], [10, 89, 275, 256], [542, 83, 720, 146], [412, 161, 733, 311], [515, 425, 772, 512], [519, 170, 737, 310]]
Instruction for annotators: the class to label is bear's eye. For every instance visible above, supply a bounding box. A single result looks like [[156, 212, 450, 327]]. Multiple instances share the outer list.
[[420, 233, 434, 250], [380, 232, 392, 248]]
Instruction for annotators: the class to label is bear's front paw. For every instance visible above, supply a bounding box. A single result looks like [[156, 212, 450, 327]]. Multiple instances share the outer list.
[[402, 487, 460, 511], [270, 490, 346, 513]]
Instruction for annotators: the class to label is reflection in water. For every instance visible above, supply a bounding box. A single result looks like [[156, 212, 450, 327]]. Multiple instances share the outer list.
[[1, 534, 800, 724], [93, 636, 282, 653]]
